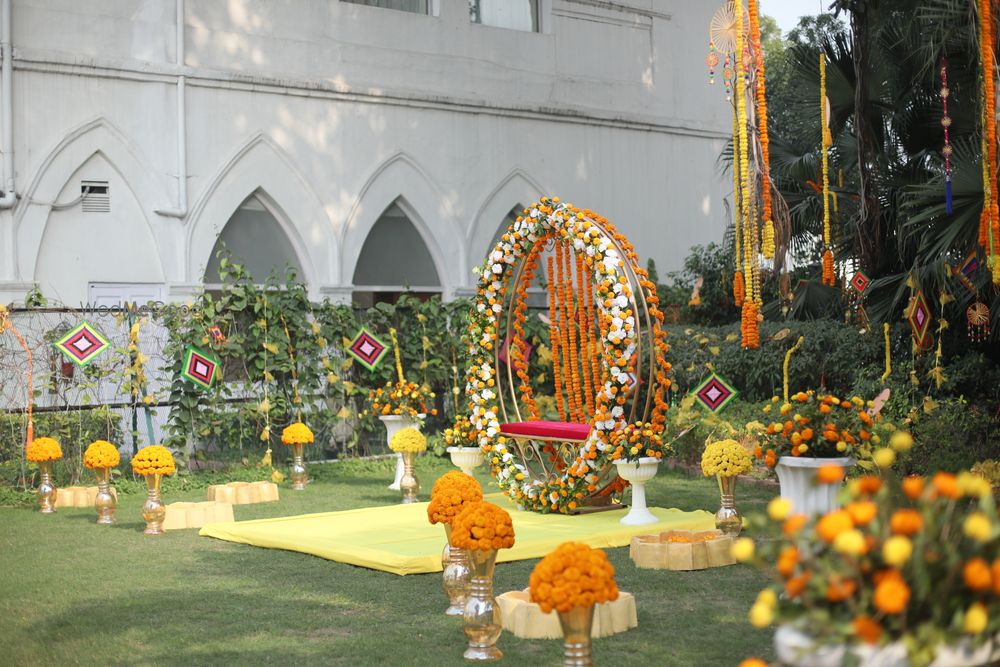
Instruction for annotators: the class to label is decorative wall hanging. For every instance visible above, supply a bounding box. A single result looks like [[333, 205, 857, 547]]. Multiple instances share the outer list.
[[692, 373, 739, 414], [346, 327, 389, 371], [52, 321, 110, 367], [181, 346, 219, 390]]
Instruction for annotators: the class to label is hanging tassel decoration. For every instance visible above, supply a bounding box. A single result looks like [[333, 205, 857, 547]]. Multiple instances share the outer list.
[[940, 57, 954, 215]]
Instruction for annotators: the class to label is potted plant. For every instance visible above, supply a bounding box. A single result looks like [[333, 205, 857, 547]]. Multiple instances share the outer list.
[[734, 447, 1000, 667], [754, 391, 888, 515], [608, 421, 667, 525]]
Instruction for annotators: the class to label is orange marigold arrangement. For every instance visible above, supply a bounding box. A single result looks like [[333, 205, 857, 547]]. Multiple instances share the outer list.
[[83, 440, 120, 469], [281, 422, 314, 445], [448, 501, 515, 551], [529, 542, 619, 614], [26, 436, 62, 462], [608, 421, 667, 462], [369, 380, 436, 419], [130, 445, 177, 477], [427, 471, 484, 525], [754, 391, 892, 465], [737, 444, 999, 662]]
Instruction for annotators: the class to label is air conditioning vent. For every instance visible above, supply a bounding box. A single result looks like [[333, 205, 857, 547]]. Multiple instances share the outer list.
[[81, 180, 110, 213]]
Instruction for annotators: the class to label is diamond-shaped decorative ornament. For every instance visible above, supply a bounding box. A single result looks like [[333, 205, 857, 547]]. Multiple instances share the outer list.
[[907, 290, 932, 345], [181, 346, 219, 389], [850, 271, 871, 294], [346, 327, 389, 371], [52, 321, 110, 367], [692, 373, 738, 414]]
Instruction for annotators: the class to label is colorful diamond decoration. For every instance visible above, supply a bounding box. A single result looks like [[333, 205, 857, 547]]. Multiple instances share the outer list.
[[850, 271, 871, 294], [691, 373, 738, 414], [907, 290, 932, 345], [960, 253, 980, 279], [208, 325, 226, 344], [497, 336, 533, 366], [346, 327, 389, 371], [181, 346, 219, 389], [52, 321, 110, 367]]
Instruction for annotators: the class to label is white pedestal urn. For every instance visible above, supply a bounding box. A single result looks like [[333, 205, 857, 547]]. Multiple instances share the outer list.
[[447, 446, 484, 477], [379, 414, 423, 490], [613, 457, 660, 526], [775, 456, 855, 516]]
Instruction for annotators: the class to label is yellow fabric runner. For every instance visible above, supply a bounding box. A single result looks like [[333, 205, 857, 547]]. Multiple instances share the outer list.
[[199, 495, 714, 575]]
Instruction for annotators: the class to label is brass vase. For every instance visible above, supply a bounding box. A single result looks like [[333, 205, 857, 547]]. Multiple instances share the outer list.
[[463, 548, 502, 661], [557, 605, 595, 667], [142, 473, 166, 535], [442, 524, 471, 617], [94, 466, 116, 525], [399, 450, 419, 504], [715, 474, 742, 537], [290, 443, 308, 490], [36, 460, 56, 514]]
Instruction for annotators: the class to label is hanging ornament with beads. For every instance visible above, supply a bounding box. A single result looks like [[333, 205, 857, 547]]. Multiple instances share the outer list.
[[707, 40, 719, 84], [940, 57, 954, 214], [967, 301, 991, 342]]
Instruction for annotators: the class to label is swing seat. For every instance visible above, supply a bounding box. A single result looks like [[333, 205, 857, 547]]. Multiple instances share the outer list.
[[500, 421, 591, 444]]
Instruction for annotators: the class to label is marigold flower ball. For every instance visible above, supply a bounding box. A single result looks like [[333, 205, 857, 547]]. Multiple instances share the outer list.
[[448, 502, 515, 551], [882, 536, 913, 567], [873, 574, 910, 615], [833, 529, 867, 556], [427, 471, 483, 525], [26, 436, 63, 462], [130, 444, 177, 476], [281, 422, 314, 446], [389, 427, 427, 453], [529, 542, 619, 614], [83, 440, 120, 469], [872, 447, 896, 469]]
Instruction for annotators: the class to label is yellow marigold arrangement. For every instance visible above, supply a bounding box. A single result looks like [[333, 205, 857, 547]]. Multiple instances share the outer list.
[[130, 445, 176, 477], [443, 414, 477, 448], [26, 436, 62, 462], [427, 471, 484, 525], [754, 391, 891, 466], [608, 421, 668, 462], [529, 542, 619, 614], [389, 427, 426, 453], [83, 440, 120, 469], [449, 501, 515, 551], [281, 422, 314, 446], [701, 439, 752, 478], [369, 380, 436, 419], [738, 444, 999, 662]]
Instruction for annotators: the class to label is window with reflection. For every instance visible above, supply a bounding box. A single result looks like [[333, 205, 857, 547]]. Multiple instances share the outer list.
[[469, 0, 538, 32], [342, 0, 429, 15]]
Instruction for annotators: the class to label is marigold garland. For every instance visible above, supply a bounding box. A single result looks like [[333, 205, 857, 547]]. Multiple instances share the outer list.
[[576, 255, 595, 415], [701, 439, 752, 477], [732, 107, 744, 298], [529, 542, 619, 613], [449, 501, 515, 551], [546, 254, 566, 420], [511, 236, 544, 419], [427, 471, 484, 525], [26, 436, 62, 463], [749, 0, 775, 260], [782, 336, 805, 402], [741, 300, 760, 349], [83, 440, 120, 469], [734, 270, 746, 307], [130, 444, 176, 476], [735, 0, 761, 342], [820, 53, 835, 286], [881, 323, 892, 384], [981, 0, 1000, 276], [281, 421, 314, 445], [389, 427, 426, 453]]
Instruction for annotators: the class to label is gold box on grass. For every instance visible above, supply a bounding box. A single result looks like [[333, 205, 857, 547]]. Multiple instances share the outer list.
[[496, 590, 637, 640], [206, 481, 279, 504], [54, 486, 118, 508], [162, 501, 235, 530], [629, 529, 735, 570]]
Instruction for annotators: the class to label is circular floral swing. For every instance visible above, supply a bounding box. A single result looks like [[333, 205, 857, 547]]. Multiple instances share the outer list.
[[461, 198, 671, 513]]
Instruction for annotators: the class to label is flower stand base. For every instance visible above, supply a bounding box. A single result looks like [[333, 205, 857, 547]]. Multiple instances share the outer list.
[[775, 456, 855, 516], [207, 481, 279, 504], [55, 486, 118, 508], [496, 590, 637, 640], [162, 501, 235, 530], [629, 530, 735, 570]]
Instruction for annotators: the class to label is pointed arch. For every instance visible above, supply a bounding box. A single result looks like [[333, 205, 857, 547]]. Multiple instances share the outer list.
[[467, 168, 547, 264], [340, 152, 464, 292], [14, 117, 174, 283], [186, 134, 333, 291]]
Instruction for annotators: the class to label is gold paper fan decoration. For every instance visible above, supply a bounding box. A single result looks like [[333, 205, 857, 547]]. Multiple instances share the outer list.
[[709, 1, 750, 55]]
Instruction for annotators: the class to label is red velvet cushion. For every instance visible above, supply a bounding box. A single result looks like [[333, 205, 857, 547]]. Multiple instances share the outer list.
[[500, 420, 591, 442]]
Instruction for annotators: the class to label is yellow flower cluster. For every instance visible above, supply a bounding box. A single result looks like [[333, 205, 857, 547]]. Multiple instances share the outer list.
[[389, 427, 426, 453], [369, 380, 437, 419], [701, 439, 752, 477], [26, 436, 62, 462], [130, 445, 176, 476], [281, 422, 314, 446], [529, 542, 619, 614], [449, 501, 515, 551], [427, 471, 484, 525], [607, 421, 667, 462], [83, 440, 120, 469]]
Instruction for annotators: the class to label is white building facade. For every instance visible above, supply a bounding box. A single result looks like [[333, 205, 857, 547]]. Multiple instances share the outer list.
[[0, 0, 732, 307]]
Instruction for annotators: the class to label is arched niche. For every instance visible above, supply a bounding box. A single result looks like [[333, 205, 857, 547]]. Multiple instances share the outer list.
[[203, 193, 304, 285], [351, 201, 441, 307]]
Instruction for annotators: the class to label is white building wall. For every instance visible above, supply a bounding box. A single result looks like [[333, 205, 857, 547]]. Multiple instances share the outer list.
[[0, 0, 732, 305]]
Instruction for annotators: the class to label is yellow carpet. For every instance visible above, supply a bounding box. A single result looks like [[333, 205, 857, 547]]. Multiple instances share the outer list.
[[199, 496, 714, 575]]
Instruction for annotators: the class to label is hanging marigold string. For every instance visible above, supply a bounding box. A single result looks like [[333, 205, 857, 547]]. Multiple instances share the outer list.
[[511, 236, 544, 419], [575, 254, 595, 415], [735, 0, 759, 348], [749, 0, 775, 260], [583, 261, 602, 408], [782, 335, 805, 403], [734, 269, 746, 307], [546, 254, 566, 421], [732, 103, 745, 306], [820, 52, 835, 287], [881, 323, 892, 384], [557, 241, 580, 421], [980, 0, 1000, 282]]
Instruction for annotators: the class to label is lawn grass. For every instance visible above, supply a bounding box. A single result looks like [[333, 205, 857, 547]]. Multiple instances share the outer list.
[[0, 457, 778, 666]]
